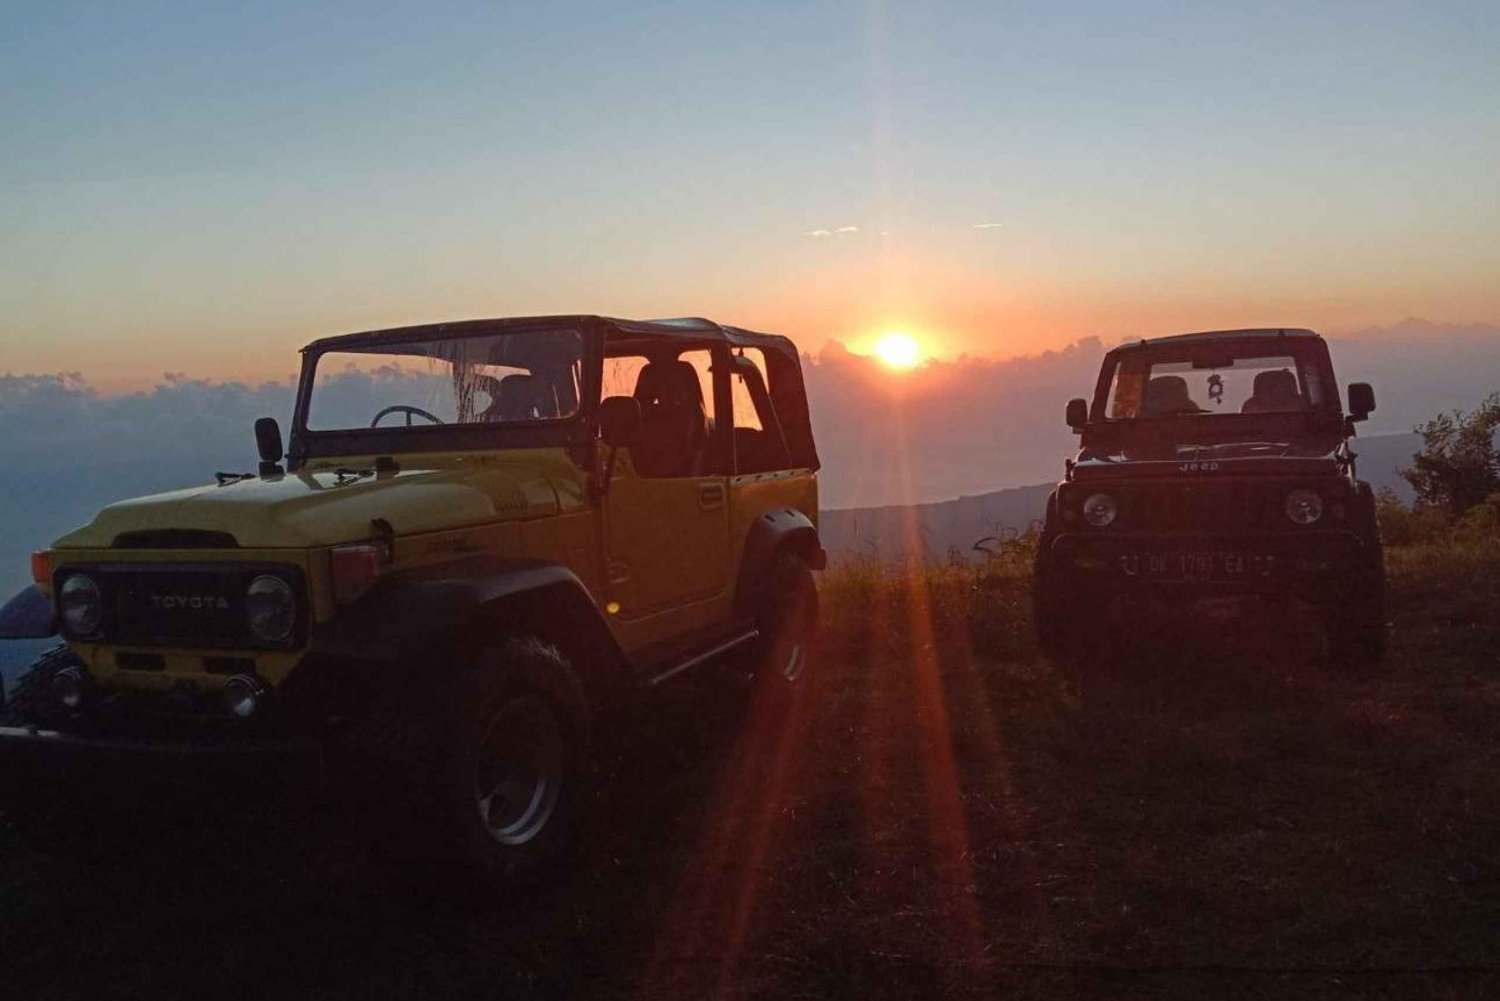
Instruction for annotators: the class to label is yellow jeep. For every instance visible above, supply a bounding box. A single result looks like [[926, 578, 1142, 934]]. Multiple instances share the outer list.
[[0, 315, 824, 882]]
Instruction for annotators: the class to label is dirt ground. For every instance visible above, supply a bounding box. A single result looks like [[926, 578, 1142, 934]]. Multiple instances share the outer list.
[[3, 552, 1499, 1000]]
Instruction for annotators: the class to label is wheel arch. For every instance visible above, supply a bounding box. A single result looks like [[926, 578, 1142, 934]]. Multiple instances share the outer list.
[[309, 559, 628, 709], [733, 507, 824, 618]]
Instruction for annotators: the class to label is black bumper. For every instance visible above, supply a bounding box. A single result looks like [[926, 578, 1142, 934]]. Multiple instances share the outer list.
[[0, 723, 322, 788], [1046, 531, 1371, 594]]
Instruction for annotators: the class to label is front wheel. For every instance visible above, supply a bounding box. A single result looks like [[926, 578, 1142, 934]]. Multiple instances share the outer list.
[[1325, 547, 1387, 675], [444, 638, 590, 888]]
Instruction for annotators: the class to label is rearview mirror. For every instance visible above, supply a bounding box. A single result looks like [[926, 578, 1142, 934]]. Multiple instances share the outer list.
[[0, 585, 56, 640], [1347, 383, 1375, 422], [598, 396, 641, 447], [1066, 398, 1089, 431], [254, 417, 284, 476]]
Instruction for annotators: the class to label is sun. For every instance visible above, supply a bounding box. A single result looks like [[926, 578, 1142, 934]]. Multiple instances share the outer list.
[[872, 331, 924, 370]]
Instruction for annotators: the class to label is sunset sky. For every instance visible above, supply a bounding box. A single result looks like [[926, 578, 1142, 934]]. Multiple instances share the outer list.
[[3, 1, 1498, 389]]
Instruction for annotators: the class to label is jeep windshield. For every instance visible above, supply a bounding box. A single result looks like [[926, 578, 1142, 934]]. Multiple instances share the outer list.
[[1098, 340, 1337, 426], [302, 328, 585, 432]]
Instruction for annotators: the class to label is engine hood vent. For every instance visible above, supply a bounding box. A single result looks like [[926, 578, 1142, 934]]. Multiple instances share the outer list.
[[113, 529, 240, 549]]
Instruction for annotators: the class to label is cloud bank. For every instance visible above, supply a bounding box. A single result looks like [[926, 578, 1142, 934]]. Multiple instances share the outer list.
[[0, 319, 1495, 592]]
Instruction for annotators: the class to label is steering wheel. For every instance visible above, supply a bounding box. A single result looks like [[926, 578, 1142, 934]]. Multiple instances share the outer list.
[[370, 405, 444, 428]]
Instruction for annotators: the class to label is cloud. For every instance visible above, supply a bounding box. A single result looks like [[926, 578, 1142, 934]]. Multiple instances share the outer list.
[[806, 225, 860, 238], [971, 221, 1004, 229]]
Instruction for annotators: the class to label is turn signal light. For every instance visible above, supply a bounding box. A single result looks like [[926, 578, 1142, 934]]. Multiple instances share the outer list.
[[331, 544, 382, 605], [31, 550, 54, 591]]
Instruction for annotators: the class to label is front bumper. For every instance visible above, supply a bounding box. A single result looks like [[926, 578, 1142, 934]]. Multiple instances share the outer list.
[[0, 723, 322, 791], [1046, 530, 1370, 594]]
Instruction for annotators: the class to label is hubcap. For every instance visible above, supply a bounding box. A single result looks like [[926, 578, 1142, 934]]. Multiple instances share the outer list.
[[472, 696, 565, 846]]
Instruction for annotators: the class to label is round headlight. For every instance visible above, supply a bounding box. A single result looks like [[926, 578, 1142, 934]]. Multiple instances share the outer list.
[[51, 666, 87, 711], [245, 575, 295, 643], [1082, 493, 1119, 527], [221, 674, 265, 720], [1285, 488, 1325, 526], [58, 574, 102, 636]]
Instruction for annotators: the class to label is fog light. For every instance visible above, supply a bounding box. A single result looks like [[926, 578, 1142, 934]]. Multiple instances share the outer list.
[[51, 666, 87, 711], [221, 674, 266, 720]]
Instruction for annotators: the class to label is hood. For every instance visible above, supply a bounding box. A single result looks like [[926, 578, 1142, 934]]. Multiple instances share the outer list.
[[1074, 434, 1345, 480], [53, 452, 587, 550]]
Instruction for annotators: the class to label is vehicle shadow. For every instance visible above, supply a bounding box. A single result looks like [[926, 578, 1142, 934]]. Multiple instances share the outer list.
[[0, 671, 766, 1000]]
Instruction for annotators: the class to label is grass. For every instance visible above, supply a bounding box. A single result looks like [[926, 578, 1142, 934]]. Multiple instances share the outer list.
[[3, 539, 1500, 999]]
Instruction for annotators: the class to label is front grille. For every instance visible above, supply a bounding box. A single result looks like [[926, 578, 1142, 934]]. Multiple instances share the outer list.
[[58, 563, 303, 650], [1127, 481, 1274, 531]]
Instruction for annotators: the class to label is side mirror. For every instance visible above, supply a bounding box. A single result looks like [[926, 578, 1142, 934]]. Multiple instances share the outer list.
[[254, 417, 284, 476], [1065, 398, 1089, 432], [598, 396, 641, 447], [1347, 383, 1375, 422], [595, 396, 641, 497], [0, 585, 56, 640]]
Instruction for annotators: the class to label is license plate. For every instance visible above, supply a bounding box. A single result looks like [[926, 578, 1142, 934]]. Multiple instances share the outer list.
[[1126, 551, 1266, 583]]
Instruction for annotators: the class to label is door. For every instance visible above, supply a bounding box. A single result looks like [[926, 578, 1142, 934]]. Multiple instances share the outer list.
[[601, 346, 731, 627]]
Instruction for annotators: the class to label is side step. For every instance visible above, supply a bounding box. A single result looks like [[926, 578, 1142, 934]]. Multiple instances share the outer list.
[[645, 628, 760, 689]]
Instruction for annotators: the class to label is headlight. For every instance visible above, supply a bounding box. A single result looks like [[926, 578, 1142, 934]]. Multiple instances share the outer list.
[[245, 575, 295, 643], [1082, 493, 1118, 527], [58, 573, 102, 636], [1285, 488, 1325, 526]]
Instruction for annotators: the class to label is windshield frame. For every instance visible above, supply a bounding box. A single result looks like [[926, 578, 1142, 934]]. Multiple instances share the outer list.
[[287, 319, 604, 467]]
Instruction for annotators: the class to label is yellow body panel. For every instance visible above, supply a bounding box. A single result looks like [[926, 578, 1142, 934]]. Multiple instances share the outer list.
[[48, 442, 818, 690]]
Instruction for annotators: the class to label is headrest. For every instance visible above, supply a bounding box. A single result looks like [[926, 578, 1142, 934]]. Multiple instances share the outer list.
[[634, 360, 704, 409], [1145, 376, 1191, 407], [1252, 369, 1298, 398]]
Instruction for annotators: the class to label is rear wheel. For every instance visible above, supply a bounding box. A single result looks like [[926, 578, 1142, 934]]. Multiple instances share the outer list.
[[755, 551, 819, 691]]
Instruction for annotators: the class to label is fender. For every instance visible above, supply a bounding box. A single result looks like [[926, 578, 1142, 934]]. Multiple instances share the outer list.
[[309, 557, 626, 698], [0, 585, 56, 640], [733, 507, 825, 618]]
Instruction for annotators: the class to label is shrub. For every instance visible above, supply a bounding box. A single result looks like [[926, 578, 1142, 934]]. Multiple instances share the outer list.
[[1402, 391, 1500, 516]]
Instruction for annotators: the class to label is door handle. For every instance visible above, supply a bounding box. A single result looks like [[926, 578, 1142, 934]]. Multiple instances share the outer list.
[[698, 482, 726, 510]]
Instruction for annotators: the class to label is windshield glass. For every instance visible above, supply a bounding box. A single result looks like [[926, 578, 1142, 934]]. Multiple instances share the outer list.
[[305, 328, 584, 431], [1104, 345, 1330, 420]]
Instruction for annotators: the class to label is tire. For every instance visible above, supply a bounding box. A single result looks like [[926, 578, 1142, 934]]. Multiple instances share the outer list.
[[1032, 544, 1069, 663], [1326, 544, 1387, 675], [1032, 545, 1112, 678], [442, 637, 590, 888], [0, 645, 102, 855], [754, 551, 819, 692], [0, 643, 77, 727]]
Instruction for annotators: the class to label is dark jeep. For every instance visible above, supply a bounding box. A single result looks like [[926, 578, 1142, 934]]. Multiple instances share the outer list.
[[1034, 328, 1384, 673]]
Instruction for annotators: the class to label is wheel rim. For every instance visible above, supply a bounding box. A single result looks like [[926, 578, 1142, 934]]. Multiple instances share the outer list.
[[777, 584, 813, 682], [472, 696, 565, 846], [781, 641, 806, 682]]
